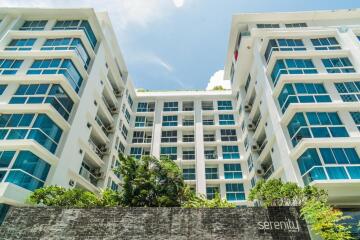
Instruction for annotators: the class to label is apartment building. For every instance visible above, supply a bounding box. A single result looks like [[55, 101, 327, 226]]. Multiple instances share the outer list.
[[1, 7, 360, 226]]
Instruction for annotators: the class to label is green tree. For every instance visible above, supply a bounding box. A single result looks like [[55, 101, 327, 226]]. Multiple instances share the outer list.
[[212, 85, 224, 90], [182, 193, 236, 208], [115, 154, 189, 207]]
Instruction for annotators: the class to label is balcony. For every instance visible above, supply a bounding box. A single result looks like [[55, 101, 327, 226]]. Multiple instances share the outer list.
[[88, 138, 106, 159], [203, 119, 214, 126], [183, 152, 195, 160], [205, 152, 218, 160], [79, 166, 98, 186], [182, 102, 194, 111], [183, 135, 194, 142], [204, 134, 216, 142], [102, 96, 118, 115], [263, 164, 275, 180], [183, 119, 194, 126], [95, 116, 111, 136]]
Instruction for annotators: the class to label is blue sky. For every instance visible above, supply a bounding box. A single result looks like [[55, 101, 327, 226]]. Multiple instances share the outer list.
[[2, 0, 360, 90]]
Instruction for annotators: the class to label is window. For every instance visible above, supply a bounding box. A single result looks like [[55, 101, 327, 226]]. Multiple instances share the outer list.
[[160, 147, 177, 160], [202, 101, 214, 110], [125, 109, 131, 124], [257, 23, 280, 28], [182, 132, 194, 142], [226, 183, 245, 201], [163, 102, 178, 111], [10, 84, 74, 120], [334, 82, 360, 102], [52, 20, 97, 49], [202, 116, 214, 125], [217, 101, 232, 110], [0, 85, 6, 95], [311, 37, 341, 50], [350, 112, 360, 131], [19, 20, 47, 31], [137, 102, 155, 112], [161, 130, 177, 143], [183, 149, 195, 160], [287, 112, 349, 147], [271, 59, 317, 86], [182, 117, 194, 126], [0, 59, 23, 75], [162, 115, 178, 126], [224, 164, 242, 179], [118, 142, 125, 154], [220, 129, 237, 141], [182, 101, 194, 111], [0, 204, 10, 224], [5, 38, 36, 51], [41, 38, 90, 69], [132, 131, 144, 143], [278, 83, 331, 113], [219, 114, 235, 125], [0, 113, 63, 154], [204, 149, 217, 159], [206, 186, 219, 200], [121, 125, 128, 139], [130, 147, 143, 159], [27, 59, 83, 93], [183, 168, 195, 180], [0, 151, 16, 168], [244, 74, 251, 92], [222, 146, 240, 159], [205, 167, 218, 179], [203, 132, 215, 142], [4, 151, 50, 191], [247, 155, 254, 172], [285, 23, 307, 28], [264, 39, 305, 62], [134, 116, 153, 127], [297, 148, 360, 185], [127, 95, 133, 108], [322, 58, 355, 73]]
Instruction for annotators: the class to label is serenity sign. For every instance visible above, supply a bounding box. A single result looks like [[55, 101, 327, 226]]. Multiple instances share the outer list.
[[257, 218, 301, 232]]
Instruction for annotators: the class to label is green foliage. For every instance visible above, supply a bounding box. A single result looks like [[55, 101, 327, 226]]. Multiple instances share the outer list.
[[301, 199, 353, 240], [115, 154, 189, 207], [248, 179, 326, 207], [212, 85, 224, 90], [182, 193, 236, 208]]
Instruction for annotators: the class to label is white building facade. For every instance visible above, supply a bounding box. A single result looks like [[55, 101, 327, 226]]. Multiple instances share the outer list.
[[0, 8, 360, 224]]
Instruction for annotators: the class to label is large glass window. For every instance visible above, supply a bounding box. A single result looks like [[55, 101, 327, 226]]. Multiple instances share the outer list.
[[287, 112, 348, 147], [19, 20, 47, 31], [311, 37, 341, 50], [264, 39, 305, 62], [52, 20, 97, 49], [130, 147, 143, 159], [297, 148, 360, 185], [206, 186, 219, 200], [0, 113, 63, 153], [322, 58, 355, 73], [5, 38, 36, 51], [224, 164, 242, 179], [134, 116, 153, 127], [10, 84, 74, 121], [222, 146, 240, 159], [205, 167, 218, 179], [27, 59, 83, 93], [271, 59, 317, 86], [226, 183, 245, 201], [334, 82, 360, 102], [220, 129, 237, 141], [137, 102, 155, 112], [217, 101, 233, 110], [219, 114, 235, 125], [163, 102, 178, 112], [350, 112, 360, 131], [41, 38, 90, 69], [162, 115, 178, 126], [278, 83, 331, 113], [0, 59, 23, 75], [161, 130, 177, 143], [160, 147, 177, 160], [183, 168, 195, 180], [0, 85, 7, 95]]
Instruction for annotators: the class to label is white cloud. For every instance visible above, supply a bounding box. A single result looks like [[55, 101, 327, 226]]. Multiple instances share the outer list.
[[206, 70, 231, 90], [141, 53, 174, 72], [173, 0, 185, 8]]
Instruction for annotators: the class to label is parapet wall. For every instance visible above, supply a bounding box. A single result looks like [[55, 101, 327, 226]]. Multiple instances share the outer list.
[[0, 206, 311, 240]]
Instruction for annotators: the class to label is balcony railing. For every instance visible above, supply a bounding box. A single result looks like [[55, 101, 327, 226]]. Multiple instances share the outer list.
[[183, 154, 195, 160], [203, 120, 214, 125], [79, 166, 98, 186], [183, 120, 194, 126], [205, 153, 218, 159], [263, 164, 274, 180], [183, 136, 194, 142], [95, 116, 109, 136], [88, 138, 105, 159]]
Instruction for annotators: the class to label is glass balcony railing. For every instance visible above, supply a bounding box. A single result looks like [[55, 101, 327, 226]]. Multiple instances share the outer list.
[[302, 165, 360, 185], [79, 166, 98, 186]]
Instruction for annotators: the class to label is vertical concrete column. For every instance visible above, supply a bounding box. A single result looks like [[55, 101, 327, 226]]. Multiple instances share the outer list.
[[194, 100, 206, 195], [338, 30, 360, 71], [151, 100, 163, 158]]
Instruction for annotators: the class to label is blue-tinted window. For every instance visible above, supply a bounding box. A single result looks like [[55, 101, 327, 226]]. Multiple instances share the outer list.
[[224, 164, 242, 179], [130, 147, 142, 159], [0, 151, 16, 168], [311, 37, 341, 50], [163, 102, 178, 111], [322, 58, 355, 73], [52, 20, 97, 49], [206, 186, 219, 200], [334, 82, 360, 102], [0, 204, 10, 224], [219, 114, 235, 125], [288, 112, 348, 147], [10, 84, 73, 120], [278, 83, 331, 113], [205, 167, 218, 179], [226, 183, 245, 201], [264, 39, 305, 62], [27, 59, 83, 93], [183, 168, 196, 180], [41, 38, 90, 69], [0, 85, 6, 95], [222, 146, 240, 159], [162, 115, 177, 126], [217, 101, 232, 110], [5, 38, 36, 51], [19, 20, 47, 31], [271, 59, 317, 86], [350, 112, 360, 131], [160, 147, 177, 160], [0, 59, 23, 75]]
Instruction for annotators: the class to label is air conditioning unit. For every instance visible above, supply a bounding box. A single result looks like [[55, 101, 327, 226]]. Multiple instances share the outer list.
[[100, 146, 109, 154], [244, 104, 252, 112], [255, 168, 264, 176], [251, 144, 260, 152], [95, 172, 105, 179], [111, 107, 119, 113], [247, 122, 256, 130], [106, 124, 115, 132], [114, 90, 122, 97]]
